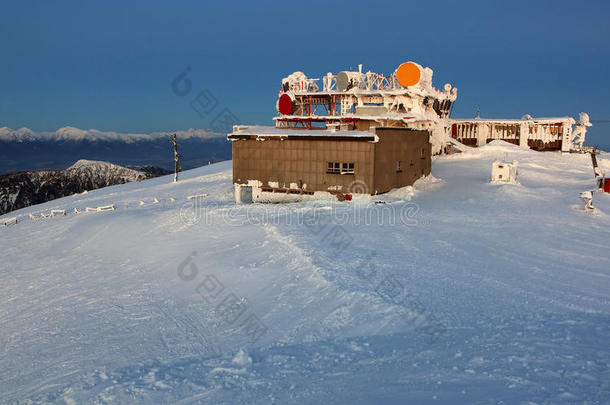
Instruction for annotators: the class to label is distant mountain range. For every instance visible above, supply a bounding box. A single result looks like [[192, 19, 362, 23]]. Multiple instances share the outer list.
[[0, 159, 171, 215], [0, 126, 232, 174]]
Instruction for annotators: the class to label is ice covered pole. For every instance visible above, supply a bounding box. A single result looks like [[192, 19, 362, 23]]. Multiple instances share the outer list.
[[169, 133, 181, 182]]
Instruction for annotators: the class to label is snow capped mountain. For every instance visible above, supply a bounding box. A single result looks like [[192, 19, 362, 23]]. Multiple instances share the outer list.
[[0, 126, 232, 174], [0, 160, 155, 215], [0, 126, 225, 143], [0, 126, 36, 142], [1, 142, 609, 403], [66, 159, 145, 179]]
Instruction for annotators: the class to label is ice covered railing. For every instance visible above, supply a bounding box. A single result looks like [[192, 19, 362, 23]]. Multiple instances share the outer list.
[[279, 62, 457, 100]]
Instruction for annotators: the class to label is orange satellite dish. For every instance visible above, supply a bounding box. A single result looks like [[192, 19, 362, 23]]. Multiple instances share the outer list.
[[396, 62, 421, 87]]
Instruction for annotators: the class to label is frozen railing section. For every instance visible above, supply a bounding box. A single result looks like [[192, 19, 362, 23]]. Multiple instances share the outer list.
[[2, 217, 18, 227], [28, 209, 66, 220], [1, 192, 211, 229], [82, 204, 115, 213]]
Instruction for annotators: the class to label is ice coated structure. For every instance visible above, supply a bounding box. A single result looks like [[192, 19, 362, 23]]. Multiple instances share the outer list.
[[273, 62, 592, 154], [572, 112, 593, 149], [1, 141, 609, 403]]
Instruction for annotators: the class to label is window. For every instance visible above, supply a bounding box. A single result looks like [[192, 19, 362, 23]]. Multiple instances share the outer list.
[[396, 161, 402, 172], [421, 148, 426, 158], [327, 162, 341, 174], [327, 162, 354, 174], [341, 162, 354, 174]]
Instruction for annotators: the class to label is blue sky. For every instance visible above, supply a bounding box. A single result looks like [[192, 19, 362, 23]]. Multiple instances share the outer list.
[[1, 0, 609, 147]]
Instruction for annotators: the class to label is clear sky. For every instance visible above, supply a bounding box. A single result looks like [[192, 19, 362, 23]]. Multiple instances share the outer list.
[[1, 0, 609, 147]]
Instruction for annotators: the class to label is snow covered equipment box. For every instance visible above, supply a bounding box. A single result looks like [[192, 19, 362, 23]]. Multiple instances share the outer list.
[[491, 160, 518, 183]]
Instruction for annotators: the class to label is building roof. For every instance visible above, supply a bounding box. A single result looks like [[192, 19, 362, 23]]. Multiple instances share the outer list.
[[227, 125, 379, 142]]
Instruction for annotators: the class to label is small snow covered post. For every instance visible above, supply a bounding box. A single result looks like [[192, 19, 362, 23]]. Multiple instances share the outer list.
[[490, 160, 518, 183], [169, 133, 182, 183], [580, 191, 594, 211], [590, 149, 606, 179]]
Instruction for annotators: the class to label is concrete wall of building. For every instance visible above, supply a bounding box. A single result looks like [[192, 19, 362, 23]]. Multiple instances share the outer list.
[[372, 128, 431, 194], [232, 138, 375, 194]]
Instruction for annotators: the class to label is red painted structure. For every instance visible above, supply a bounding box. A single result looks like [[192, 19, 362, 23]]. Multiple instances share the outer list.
[[278, 94, 295, 115]]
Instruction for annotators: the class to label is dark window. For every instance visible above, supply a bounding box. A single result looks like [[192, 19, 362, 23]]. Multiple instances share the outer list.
[[328, 162, 354, 174], [327, 162, 341, 174], [396, 161, 402, 172], [341, 162, 354, 174]]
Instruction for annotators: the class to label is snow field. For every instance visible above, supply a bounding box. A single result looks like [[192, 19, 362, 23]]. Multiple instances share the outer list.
[[1, 143, 609, 403]]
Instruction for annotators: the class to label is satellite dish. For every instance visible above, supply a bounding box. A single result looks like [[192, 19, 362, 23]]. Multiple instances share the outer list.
[[336, 72, 350, 92], [396, 62, 421, 87], [278, 93, 295, 115]]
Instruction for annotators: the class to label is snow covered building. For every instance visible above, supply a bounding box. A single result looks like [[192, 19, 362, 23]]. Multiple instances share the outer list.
[[229, 126, 430, 202], [450, 115, 588, 152], [228, 61, 590, 201]]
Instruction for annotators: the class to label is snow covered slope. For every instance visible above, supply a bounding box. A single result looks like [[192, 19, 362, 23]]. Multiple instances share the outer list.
[[1, 142, 609, 404]]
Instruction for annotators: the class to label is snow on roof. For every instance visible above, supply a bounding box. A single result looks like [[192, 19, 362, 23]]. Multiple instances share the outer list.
[[451, 117, 575, 124], [228, 125, 379, 141]]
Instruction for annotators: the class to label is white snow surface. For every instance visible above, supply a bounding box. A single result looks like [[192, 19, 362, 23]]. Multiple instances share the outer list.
[[1, 141, 610, 404]]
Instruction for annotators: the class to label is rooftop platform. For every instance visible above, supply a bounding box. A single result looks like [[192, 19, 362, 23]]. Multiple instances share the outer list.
[[227, 125, 379, 142]]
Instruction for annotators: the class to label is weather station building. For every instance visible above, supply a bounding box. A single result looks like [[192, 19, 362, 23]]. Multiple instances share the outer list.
[[228, 61, 591, 202], [229, 125, 430, 202], [228, 61, 445, 202]]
